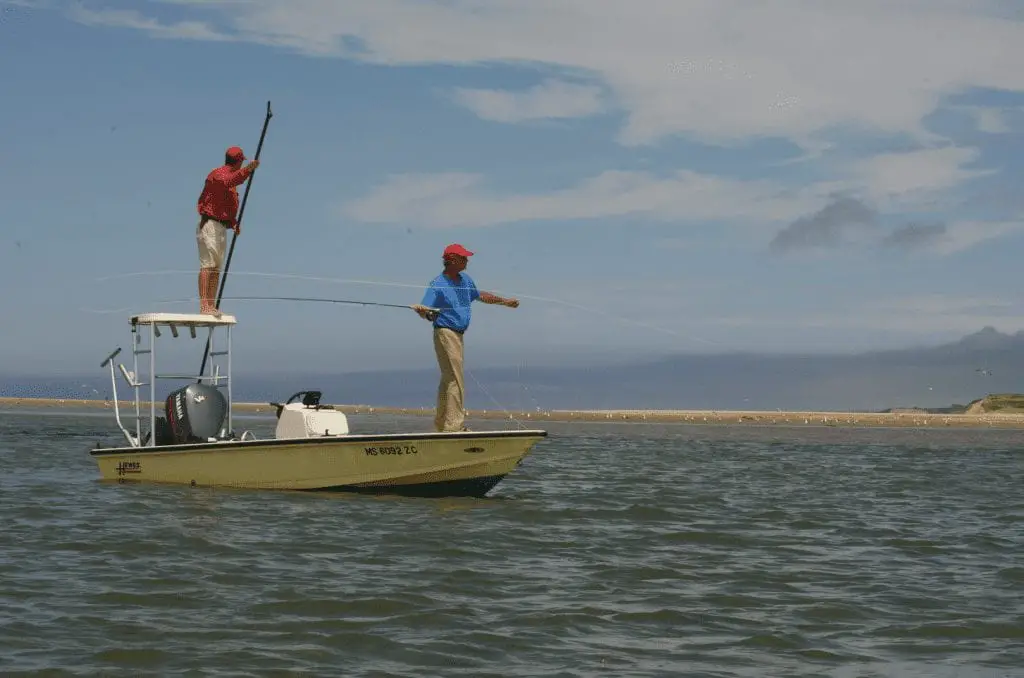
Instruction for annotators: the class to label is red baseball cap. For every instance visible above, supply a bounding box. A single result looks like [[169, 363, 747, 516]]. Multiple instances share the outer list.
[[226, 146, 246, 161], [443, 243, 474, 257]]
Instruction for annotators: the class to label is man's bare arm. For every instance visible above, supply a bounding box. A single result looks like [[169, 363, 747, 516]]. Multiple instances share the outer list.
[[479, 291, 519, 308]]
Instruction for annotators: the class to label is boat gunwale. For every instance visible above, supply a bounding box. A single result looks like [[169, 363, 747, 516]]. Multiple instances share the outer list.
[[89, 428, 548, 456]]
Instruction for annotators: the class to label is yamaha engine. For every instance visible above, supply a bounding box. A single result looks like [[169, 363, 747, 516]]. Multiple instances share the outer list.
[[164, 383, 228, 444]]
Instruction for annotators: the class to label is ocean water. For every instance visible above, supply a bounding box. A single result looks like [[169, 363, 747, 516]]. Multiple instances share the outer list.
[[1, 407, 1022, 677]]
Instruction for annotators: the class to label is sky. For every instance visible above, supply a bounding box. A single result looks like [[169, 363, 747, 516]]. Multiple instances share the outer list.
[[2, 0, 1024, 377]]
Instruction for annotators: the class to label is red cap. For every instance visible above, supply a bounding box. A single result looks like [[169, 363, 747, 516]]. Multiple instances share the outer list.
[[443, 243, 474, 257], [226, 146, 245, 161]]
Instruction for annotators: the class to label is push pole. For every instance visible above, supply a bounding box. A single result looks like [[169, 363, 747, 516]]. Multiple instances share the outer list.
[[197, 101, 273, 382]]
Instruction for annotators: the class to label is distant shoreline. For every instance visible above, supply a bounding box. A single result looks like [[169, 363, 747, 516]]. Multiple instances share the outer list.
[[3, 397, 1024, 428]]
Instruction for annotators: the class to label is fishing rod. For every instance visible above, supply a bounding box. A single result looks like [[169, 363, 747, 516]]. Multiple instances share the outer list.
[[89, 269, 715, 344], [198, 101, 273, 381], [80, 295, 442, 320], [217, 295, 440, 320]]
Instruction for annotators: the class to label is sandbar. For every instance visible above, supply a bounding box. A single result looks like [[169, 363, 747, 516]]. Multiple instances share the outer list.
[[2, 397, 1024, 428]]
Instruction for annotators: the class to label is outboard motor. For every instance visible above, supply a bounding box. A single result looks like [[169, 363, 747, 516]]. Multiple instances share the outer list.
[[164, 383, 228, 444]]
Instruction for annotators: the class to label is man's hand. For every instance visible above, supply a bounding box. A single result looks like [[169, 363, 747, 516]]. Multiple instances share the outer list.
[[504, 297, 519, 308], [411, 304, 436, 320], [233, 224, 241, 235]]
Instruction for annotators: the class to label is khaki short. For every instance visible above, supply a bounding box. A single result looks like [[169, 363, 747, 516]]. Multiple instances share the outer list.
[[196, 217, 228, 270]]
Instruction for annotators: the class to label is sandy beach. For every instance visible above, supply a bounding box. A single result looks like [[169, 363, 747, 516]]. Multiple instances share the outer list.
[[3, 397, 1024, 428]]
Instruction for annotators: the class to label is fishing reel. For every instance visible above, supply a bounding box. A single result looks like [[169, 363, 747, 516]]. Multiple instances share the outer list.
[[425, 309, 439, 322]]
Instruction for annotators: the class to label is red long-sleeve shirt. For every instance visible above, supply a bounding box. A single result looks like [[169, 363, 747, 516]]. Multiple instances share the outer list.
[[197, 164, 254, 227]]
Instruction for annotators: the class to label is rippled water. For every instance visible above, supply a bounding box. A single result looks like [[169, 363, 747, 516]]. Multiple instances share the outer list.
[[1, 407, 1022, 677]]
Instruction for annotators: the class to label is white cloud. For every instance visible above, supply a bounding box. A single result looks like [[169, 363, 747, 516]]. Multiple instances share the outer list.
[[343, 169, 822, 229], [847, 146, 994, 211], [58, 0, 1024, 256], [60, 0, 1024, 149], [343, 145, 1008, 238], [452, 79, 605, 123], [1, 0, 51, 7], [67, 5, 233, 41], [928, 218, 1024, 255], [970, 107, 1012, 133]]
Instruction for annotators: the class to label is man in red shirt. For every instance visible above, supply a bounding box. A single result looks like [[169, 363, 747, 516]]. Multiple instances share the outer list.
[[195, 146, 260, 315]]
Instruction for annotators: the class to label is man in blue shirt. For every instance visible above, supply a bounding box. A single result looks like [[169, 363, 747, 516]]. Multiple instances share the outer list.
[[412, 243, 519, 432]]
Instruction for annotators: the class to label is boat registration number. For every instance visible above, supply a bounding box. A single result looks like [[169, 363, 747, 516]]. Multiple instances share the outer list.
[[364, 445, 419, 456]]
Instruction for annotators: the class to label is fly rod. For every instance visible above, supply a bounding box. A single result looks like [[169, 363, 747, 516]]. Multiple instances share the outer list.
[[217, 295, 440, 319]]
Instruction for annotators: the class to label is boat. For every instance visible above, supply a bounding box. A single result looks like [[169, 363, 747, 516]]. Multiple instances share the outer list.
[[88, 311, 547, 498]]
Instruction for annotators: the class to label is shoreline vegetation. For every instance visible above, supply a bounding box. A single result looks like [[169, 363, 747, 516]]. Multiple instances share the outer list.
[[4, 396, 1024, 428]]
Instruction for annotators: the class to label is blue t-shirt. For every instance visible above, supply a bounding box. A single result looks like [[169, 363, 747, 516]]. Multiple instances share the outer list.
[[421, 272, 480, 332]]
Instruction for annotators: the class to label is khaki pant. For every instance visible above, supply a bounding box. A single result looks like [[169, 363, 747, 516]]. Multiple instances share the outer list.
[[197, 217, 227, 270], [433, 327, 466, 432]]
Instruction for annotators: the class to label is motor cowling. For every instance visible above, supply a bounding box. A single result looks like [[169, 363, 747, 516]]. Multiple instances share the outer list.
[[164, 383, 228, 444]]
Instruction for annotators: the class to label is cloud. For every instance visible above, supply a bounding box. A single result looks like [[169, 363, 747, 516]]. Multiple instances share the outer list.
[[1, 0, 49, 7], [848, 146, 993, 210], [769, 196, 877, 251], [57, 0, 1024, 257], [342, 169, 819, 229], [928, 218, 1024, 255], [877, 217, 1024, 255], [342, 148, 1018, 254], [345, 141, 992, 229], [59, 0, 1024, 149], [67, 5, 234, 41], [880, 222, 947, 250], [452, 79, 605, 123], [969, 107, 1012, 134], [770, 188, 1021, 255]]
